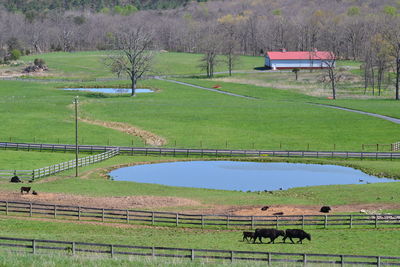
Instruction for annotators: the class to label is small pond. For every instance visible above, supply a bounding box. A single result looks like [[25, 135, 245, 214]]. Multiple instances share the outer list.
[[109, 161, 395, 191], [63, 88, 153, 94]]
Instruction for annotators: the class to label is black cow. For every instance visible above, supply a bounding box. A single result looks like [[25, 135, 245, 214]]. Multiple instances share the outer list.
[[20, 187, 31, 194], [283, 229, 311, 244], [320, 206, 331, 213], [10, 176, 21, 183], [242, 231, 254, 242], [253, 228, 285, 244]]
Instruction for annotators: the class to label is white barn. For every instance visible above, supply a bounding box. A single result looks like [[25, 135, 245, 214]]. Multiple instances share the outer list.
[[265, 50, 335, 70]]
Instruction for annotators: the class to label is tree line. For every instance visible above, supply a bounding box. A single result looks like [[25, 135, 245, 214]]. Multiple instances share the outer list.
[[1, 0, 400, 99]]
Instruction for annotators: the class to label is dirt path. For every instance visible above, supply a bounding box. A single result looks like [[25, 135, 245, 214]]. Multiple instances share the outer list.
[[0, 191, 200, 210], [2, 189, 399, 216], [79, 117, 166, 146], [155, 76, 257, 99], [311, 103, 400, 125]]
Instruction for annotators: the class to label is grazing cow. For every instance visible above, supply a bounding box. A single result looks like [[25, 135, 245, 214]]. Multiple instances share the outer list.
[[320, 206, 331, 213], [253, 228, 285, 244], [283, 229, 311, 244], [20, 187, 31, 194], [10, 176, 21, 183], [242, 231, 255, 242], [261, 206, 269, 211], [32, 190, 38, 195]]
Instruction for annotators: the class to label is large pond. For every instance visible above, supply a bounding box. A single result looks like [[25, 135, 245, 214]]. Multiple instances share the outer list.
[[63, 88, 153, 94], [109, 161, 395, 191]]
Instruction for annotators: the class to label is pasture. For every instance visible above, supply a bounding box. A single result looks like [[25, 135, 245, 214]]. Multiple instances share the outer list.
[[0, 50, 400, 264]]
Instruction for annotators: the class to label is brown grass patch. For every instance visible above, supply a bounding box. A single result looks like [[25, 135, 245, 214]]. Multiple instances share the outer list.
[[0, 191, 201, 210], [79, 117, 166, 146]]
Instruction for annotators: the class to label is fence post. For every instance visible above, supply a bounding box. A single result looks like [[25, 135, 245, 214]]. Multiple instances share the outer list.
[[5, 201, 8, 215], [152, 246, 155, 257], [176, 213, 179, 226], [230, 251, 234, 262], [324, 215, 328, 229], [102, 209, 105, 222], [30, 203, 33, 217], [303, 254, 307, 266], [350, 215, 353, 229], [54, 205, 57, 219], [78, 207, 81, 221], [276, 216, 279, 228], [267, 252, 271, 265], [152, 212, 155, 226], [341, 255, 345, 267], [32, 239, 36, 254], [126, 210, 129, 223], [375, 215, 378, 228], [191, 249, 195, 261], [72, 242, 76, 255], [201, 215, 204, 228], [377, 256, 381, 267], [226, 215, 230, 229], [110, 244, 114, 258]]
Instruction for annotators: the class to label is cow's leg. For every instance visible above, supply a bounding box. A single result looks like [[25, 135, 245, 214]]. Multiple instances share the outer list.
[[289, 237, 295, 244], [253, 235, 257, 244], [298, 238, 303, 244], [259, 237, 263, 243], [283, 236, 287, 243]]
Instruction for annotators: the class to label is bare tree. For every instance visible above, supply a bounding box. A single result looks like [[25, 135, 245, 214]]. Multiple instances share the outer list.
[[106, 27, 154, 96], [198, 28, 222, 78], [320, 52, 340, 99], [218, 14, 242, 76], [384, 18, 400, 100]]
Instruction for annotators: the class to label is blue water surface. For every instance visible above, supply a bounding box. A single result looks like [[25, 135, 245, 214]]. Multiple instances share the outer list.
[[109, 161, 395, 191], [63, 88, 153, 94]]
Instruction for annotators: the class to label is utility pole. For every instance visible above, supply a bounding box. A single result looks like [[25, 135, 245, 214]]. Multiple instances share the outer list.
[[74, 96, 79, 177]]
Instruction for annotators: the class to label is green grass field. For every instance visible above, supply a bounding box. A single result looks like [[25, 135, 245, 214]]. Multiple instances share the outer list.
[[1, 218, 400, 256], [21, 51, 263, 78], [1, 50, 400, 264]]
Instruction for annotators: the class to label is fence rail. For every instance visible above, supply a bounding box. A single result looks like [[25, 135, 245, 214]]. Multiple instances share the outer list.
[[0, 149, 119, 181], [0, 236, 398, 266], [1, 200, 399, 230], [393, 142, 400, 152], [1, 142, 400, 160]]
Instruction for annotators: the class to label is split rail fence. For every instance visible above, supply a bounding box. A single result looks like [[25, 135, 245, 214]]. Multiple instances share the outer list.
[[0, 149, 119, 181], [1, 201, 400, 230], [1, 142, 400, 160], [0, 236, 399, 266]]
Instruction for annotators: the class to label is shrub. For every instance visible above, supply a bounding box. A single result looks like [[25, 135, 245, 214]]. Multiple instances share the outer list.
[[34, 58, 46, 68], [10, 49, 21, 60]]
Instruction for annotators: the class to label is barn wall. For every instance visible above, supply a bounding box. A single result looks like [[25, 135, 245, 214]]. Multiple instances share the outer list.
[[265, 58, 334, 69]]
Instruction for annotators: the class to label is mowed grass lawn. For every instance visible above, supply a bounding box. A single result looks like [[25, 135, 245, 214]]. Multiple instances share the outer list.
[[0, 218, 399, 257], [0, 150, 76, 170], [0, 76, 399, 150], [22, 51, 263, 78], [80, 78, 400, 150]]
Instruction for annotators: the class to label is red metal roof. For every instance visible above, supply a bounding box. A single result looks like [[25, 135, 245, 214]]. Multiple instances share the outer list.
[[266, 51, 334, 60]]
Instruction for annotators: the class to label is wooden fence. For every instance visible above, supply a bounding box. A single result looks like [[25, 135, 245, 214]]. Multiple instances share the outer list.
[[0, 149, 119, 181], [1, 201, 400, 230], [0, 236, 399, 266], [393, 142, 400, 152], [1, 142, 400, 160]]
